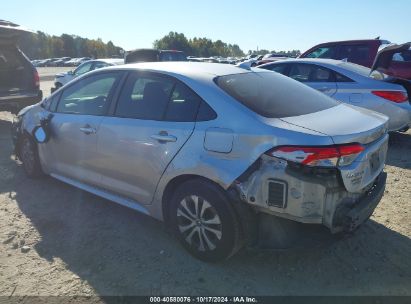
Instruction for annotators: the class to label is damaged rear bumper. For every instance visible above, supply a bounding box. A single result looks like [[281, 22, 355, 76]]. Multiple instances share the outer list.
[[233, 155, 387, 235], [333, 171, 386, 232]]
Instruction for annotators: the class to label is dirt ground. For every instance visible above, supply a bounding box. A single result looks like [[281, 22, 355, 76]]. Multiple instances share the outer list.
[[0, 68, 410, 296]]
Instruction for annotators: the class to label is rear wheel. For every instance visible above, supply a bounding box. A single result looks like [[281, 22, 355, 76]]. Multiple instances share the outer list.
[[169, 180, 242, 262], [20, 135, 43, 178]]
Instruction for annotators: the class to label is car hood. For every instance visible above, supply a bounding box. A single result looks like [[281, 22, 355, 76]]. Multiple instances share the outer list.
[[0, 20, 34, 42], [371, 42, 411, 71], [280, 103, 389, 145], [55, 72, 68, 77]]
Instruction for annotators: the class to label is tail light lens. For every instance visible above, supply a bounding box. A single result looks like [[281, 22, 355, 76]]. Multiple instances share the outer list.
[[266, 144, 364, 167], [372, 90, 408, 103], [34, 69, 40, 88]]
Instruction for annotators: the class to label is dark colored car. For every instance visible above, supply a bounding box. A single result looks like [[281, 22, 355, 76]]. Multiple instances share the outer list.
[[0, 20, 42, 113], [299, 39, 411, 80], [124, 48, 187, 64]]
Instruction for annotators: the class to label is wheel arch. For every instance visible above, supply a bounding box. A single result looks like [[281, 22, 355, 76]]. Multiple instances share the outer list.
[[161, 174, 228, 225]]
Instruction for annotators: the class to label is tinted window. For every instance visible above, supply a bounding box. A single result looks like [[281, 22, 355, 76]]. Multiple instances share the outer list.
[[115, 73, 174, 120], [289, 64, 311, 82], [337, 45, 370, 62], [159, 51, 187, 61], [304, 46, 336, 59], [260, 63, 288, 75], [165, 83, 201, 122], [197, 101, 217, 121], [335, 73, 354, 82], [216, 72, 338, 118], [289, 64, 333, 82], [57, 73, 118, 115]]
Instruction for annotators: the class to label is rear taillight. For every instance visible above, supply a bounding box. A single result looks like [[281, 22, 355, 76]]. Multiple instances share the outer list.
[[372, 90, 408, 103], [34, 69, 40, 88], [265, 143, 364, 167]]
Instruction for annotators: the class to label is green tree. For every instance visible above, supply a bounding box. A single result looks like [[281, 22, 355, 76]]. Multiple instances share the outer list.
[[153, 32, 192, 54]]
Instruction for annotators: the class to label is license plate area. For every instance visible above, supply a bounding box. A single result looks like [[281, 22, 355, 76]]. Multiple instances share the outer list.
[[369, 151, 380, 174]]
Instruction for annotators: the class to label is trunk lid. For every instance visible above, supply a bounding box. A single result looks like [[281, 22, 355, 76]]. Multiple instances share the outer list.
[[280, 103, 388, 145], [279, 104, 389, 193]]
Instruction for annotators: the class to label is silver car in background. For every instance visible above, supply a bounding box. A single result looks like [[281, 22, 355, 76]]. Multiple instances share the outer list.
[[52, 58, 124, 91], [12, 62, 389, 261], [259, 58, 411, 132]]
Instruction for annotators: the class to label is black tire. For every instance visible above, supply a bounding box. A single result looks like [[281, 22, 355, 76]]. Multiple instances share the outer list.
[[19, 135, 43, 178], [169, 179, 242, 262]]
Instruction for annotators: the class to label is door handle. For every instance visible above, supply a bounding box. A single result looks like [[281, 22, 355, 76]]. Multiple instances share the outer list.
[[150, 133, 177, 143], [79, 125, 96, 135]]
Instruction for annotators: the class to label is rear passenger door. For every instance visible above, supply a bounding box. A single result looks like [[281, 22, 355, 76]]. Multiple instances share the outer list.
[[96, 72, 203, 204], [289, 63, 337, 97]]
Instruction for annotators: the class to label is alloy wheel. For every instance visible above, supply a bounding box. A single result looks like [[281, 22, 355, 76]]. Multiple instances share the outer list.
[[176, 195, 222, 252]]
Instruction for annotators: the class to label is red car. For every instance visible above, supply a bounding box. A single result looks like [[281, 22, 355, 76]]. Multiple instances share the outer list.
[[300, 39, 411, 80]]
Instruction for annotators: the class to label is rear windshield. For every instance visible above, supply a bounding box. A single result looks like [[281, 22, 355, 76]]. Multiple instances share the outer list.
[[0, 48, 25, 69], [159, 51, 187, 61], [216, 71, 339, 118], [125, 50, 158, 63], [337, 62, 389, 80]]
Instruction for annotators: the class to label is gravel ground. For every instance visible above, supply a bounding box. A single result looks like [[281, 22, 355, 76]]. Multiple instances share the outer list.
[[0, 69, 410, 296]]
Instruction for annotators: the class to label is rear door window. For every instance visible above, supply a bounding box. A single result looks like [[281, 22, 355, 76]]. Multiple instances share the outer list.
[[216, 71, 338, 118], [115, 73, 174, 120], [289, 64, 334, 82], [337, 45, 370, 62], [260, 63, 289, 75], [164, 83, 201, 122]]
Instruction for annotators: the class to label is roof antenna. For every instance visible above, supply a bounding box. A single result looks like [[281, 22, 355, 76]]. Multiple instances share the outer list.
[[375, 36, 380, 39]]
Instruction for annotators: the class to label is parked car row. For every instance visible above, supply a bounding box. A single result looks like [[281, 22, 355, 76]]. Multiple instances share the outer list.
[[298, 39, 411, 80], [32, 57, 92, 67]]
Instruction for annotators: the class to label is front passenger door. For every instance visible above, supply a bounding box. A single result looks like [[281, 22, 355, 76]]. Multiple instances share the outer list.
[[44, 72, 122, 185]]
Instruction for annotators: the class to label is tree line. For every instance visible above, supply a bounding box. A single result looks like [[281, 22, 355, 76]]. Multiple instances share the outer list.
[[17, 30, 301, 60], [18, 31, 124, 60], [153, 32, 245, 57]]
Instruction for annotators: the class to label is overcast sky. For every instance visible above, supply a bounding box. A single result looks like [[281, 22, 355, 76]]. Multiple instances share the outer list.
[[3, 0, 410, 52]]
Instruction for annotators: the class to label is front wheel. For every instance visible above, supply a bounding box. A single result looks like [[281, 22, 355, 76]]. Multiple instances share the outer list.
[[169, 180, 242, 262], [19, 135, 43, 178]]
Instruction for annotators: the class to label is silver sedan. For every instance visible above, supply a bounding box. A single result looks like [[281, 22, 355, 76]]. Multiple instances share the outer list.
[[13, 62, 389, 261], [259, 58, 411, 132]]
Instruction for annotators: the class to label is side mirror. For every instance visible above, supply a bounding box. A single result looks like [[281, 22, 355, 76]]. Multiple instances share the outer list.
[[68, 70, 74, 75], [32, 113, 54, 144], [32, 126, 49, 144]]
